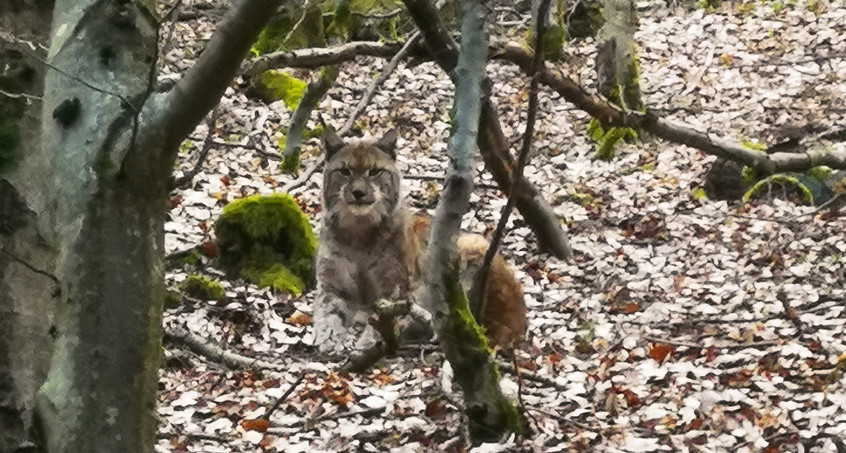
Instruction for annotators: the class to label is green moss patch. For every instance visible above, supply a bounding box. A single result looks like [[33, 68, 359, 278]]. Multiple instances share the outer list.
[[215, 194, 316, 296], [742, 174, 814, 205], [164, 290, 183, 309], [252, 71, 307, 109], [244, 263, 306, 296], [181, 274, 225, 302], [690, 187, 707, 201], [807, 166, 832, 181], [587, 118, 637, 160], [739, 138, 768, 152]]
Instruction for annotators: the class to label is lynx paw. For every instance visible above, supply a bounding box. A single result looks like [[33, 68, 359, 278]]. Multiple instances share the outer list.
[[312, 308, 380, 357]]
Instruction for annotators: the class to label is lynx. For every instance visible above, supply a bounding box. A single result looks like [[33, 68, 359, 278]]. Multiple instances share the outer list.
[[312, 127, 525, 355]]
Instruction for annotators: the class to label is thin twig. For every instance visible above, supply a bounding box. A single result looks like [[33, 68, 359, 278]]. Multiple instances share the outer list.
[[497, 361, 566, 390], [37, 55, 139, 113], [350, 8, 403, 19], [172, 108, 219, 189], [281, 0, 313, 48], [280, 160, 322, 194], [643, 335, 779, 350], [472, 0, 552, 317], [0, 89, 41, 101], [339, 31, 422, 136], [264, 372, 306, 419], [158, 0, 186, 66]]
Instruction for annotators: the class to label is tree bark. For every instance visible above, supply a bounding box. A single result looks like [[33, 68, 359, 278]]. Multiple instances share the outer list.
[[33, 2, 165, 451], [0, 1, 56, 450]]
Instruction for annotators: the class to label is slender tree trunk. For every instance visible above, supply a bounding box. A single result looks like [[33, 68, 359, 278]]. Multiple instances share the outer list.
[[418, 0, 523, 444]]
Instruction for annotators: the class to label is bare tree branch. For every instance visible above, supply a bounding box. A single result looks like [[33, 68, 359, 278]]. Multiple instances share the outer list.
[[253, 38, 846, 174], [339, 31, 422, 136], [171, 108, 219, 190], [282, 67, 337, 170], [245, 41, 405, 76], [155, 0, 286, 152], [473, 0, 551, 321]]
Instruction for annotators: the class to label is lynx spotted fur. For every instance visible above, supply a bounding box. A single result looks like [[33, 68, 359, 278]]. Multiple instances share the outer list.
[[313, 127, 525, 355]]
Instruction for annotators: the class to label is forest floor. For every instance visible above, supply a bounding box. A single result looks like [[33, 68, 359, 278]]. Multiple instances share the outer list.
[[156, 1, 846, 452]]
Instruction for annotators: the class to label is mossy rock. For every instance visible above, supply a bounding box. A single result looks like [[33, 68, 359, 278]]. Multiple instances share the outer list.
[[181, 274, 225, 302], [250, 70, 307, 108], [215, 194, 316, 296], [742, 174, 814, 206], [706, 158, 841, 206]]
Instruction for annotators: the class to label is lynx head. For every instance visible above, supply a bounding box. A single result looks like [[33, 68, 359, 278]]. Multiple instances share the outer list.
[[321, 126, 402, 238]]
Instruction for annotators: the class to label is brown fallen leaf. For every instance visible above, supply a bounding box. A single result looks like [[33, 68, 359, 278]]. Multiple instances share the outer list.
[[241, 418, 270, 432], [287, 311, 312, 326], [648, 343, 673, 362], [200, 240, 217, 258], [425, 398, 446, 419]]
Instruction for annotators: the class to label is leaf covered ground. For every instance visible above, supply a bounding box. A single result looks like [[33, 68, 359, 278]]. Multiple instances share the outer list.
[[156, 1, 846, 451]]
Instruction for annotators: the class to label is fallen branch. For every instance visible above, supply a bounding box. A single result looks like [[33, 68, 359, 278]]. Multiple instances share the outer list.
[[251, 38, 846, 175], [495, 43, 846, 174], [164, 326, 285, 371]]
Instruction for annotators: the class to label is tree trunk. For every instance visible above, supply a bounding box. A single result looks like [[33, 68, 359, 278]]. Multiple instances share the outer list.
[[0, 1, 56, 450], [1, 0, 285, 451], [29, 2, 163, 451]]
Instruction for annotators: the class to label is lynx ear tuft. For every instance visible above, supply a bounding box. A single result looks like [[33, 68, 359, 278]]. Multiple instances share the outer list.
[[322, 125, 345, 159], [375, 129, 398, 159]]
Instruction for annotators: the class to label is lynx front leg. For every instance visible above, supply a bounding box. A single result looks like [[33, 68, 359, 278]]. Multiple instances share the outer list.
[[375, 295, 434, 345], [311, 290, 380, 357]]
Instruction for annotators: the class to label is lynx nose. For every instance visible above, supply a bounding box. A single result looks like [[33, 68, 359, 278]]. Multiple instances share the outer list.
[[352, 188, 366, 200]]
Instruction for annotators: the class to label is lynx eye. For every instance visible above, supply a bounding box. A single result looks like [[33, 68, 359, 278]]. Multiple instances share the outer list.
[[337, 168, 352, 177], [368, 168, 384, 178]]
